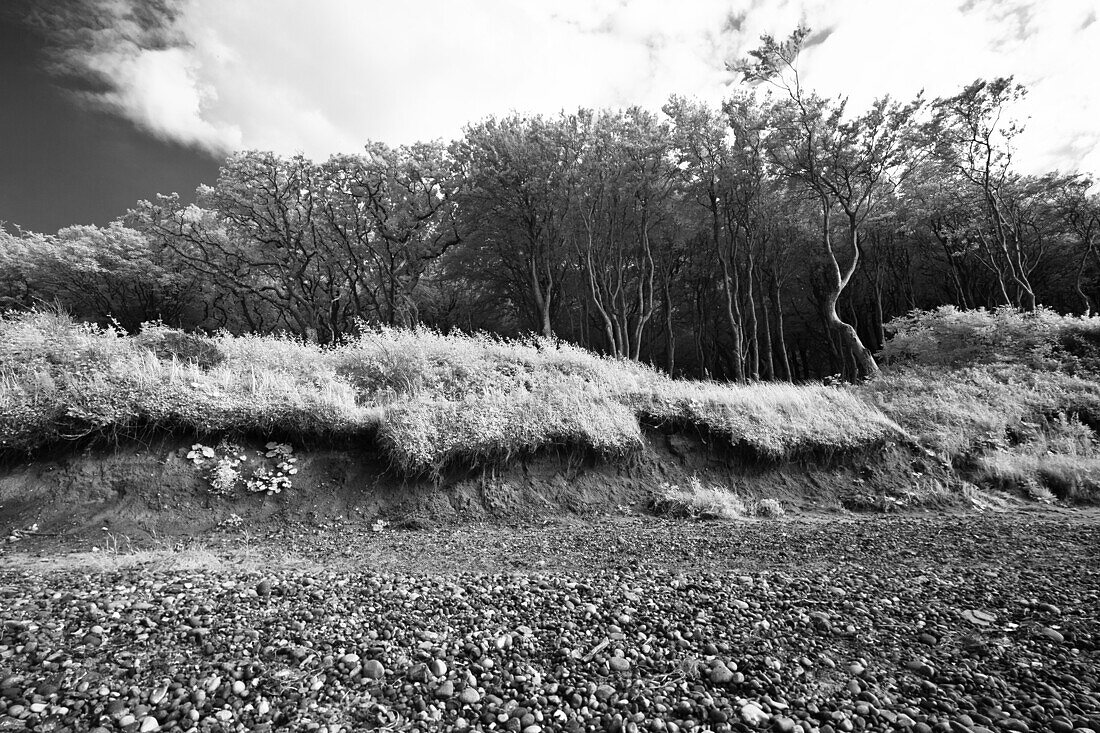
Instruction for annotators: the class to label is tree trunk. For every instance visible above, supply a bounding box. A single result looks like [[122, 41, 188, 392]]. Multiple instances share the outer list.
[[759, 290, 774, 381], [717, 255, 744, 382], [664, 276, 676, 374], [871, 279, 886, 352], [745, 256, 760, 381], [712, 199, 744, 381], [1074, 242, 1095, 315], [826, 294, 878, 379], [528, 254, 554, 338], [770, 274, 792, 382], [822, 209, 879, 380]]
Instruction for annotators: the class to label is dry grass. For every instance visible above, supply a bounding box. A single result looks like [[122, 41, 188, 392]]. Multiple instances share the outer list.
[[974, 450, 1100, 502], [752, 497, 786, 518], [0, 310, 904, 473], [650, 478, 748, 519], [640, 379, 902, 458], [866, 366, 1100, 503], [866, 307, 1100, 504], [648, 477, 787, 520]]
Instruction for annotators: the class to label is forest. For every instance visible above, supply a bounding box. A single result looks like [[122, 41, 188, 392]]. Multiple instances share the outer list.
[[2, 31, 1097, 382]]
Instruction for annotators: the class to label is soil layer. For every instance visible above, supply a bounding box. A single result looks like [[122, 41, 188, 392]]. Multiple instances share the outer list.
[[0, 430, 971, 546]]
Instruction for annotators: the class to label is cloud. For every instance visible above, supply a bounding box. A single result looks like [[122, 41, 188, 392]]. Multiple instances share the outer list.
[[727, 0, 1100, 177], [14, 0, 239, 152], [14, 0, 1100, 176], [81, 45, 241, 151]]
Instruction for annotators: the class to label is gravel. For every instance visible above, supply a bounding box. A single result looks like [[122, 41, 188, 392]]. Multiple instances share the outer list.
[[1, 510, 1098, 732]]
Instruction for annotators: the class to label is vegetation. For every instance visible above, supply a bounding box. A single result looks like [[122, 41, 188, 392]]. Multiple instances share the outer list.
[[0, 310, 902, 474], [4, 305, 1100, 505], [3, 30, 1097, 384], [649, 477, 787, 519], [2, 27, 1098, 504], [866, 306, 1100, 502]]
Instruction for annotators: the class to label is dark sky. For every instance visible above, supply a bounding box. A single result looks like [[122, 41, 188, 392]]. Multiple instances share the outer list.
[[0, 13, 220, 234]]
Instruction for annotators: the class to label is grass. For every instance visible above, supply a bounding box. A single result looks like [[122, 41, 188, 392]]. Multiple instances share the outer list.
[[648, 476, 786, 519], [8, 306, 1100, 506], [0, 310, 903, 474], [865, 306, 1100, 503], [971, 423, 1100, 502]]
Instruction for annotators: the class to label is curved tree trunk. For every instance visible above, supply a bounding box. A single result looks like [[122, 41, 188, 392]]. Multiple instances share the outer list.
[[821, 207, 880, 380]]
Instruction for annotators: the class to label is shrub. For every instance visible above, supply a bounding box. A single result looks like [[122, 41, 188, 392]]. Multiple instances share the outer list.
[[752, 498, 785, 518], [880, 305, 1100, 372], [649, 477, 747, 520]]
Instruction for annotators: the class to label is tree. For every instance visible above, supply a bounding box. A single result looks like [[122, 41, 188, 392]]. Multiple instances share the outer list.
[[570, 108, 677, 359], [131, 147, 461, 340], [453, 114, 584, 338], [665, 96, 746, 380], [734, 27, 926, 379], [0, 221, 199, 329], [933, 78, 1038, 310], [1049, 175, 1100, 314], [316, 142, 461, 328]]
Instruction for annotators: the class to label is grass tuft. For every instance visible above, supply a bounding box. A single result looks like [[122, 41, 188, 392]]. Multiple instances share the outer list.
[[649, 477, 748, 520], [751, 497, 786, 518]]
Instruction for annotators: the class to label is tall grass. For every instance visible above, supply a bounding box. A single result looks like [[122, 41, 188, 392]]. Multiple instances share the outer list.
[[0, 311, 377, 452], [0, 311, 901, 473], [866, 306, 1100, 502]]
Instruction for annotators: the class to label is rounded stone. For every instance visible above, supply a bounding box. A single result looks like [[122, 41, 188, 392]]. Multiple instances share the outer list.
[[361, 660, 385, 680]]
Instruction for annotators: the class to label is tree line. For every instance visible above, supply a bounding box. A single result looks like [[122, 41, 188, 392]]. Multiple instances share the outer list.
[[2, 30, 1098, 381]]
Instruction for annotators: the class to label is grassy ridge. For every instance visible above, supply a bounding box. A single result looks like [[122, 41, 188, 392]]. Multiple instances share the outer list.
[[863, 306, 1100, 502], [0, 311, 902, 472], [8, 305, 1099, 504]]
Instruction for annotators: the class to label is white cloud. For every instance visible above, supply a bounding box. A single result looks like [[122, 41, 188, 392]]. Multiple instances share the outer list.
[[50, 0, 1100, 176], [89, 46, 242, 152]]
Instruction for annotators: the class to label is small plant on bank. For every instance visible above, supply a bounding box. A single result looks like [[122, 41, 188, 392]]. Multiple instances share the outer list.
[[246, 442, 297, 495], [5, 522, 39, 544], [753, 498, 785, 518], [186, 440, 296, 496], [209, 442, 248, 496], [188, 441, 249, 496], [186, 443, 216, 466], [650, 476, 747, 520]]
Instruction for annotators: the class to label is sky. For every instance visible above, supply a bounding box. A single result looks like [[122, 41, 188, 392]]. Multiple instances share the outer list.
[[2, 0, 1098, 233]]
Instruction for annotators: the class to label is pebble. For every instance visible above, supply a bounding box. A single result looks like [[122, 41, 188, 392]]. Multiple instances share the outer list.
[[741, 702, 770, 726], [709, 663, 735, 684], [0, 514, 1094, 733], [361, 659, 385, 679], [1039, 627, 1065, 643], [407, 662, 429, 682], [609, 656, 631, 672], [773, 716, 797, 732]]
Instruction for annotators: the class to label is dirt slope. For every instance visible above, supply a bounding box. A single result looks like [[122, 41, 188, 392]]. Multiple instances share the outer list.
[[0, 427, 983, 547]]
